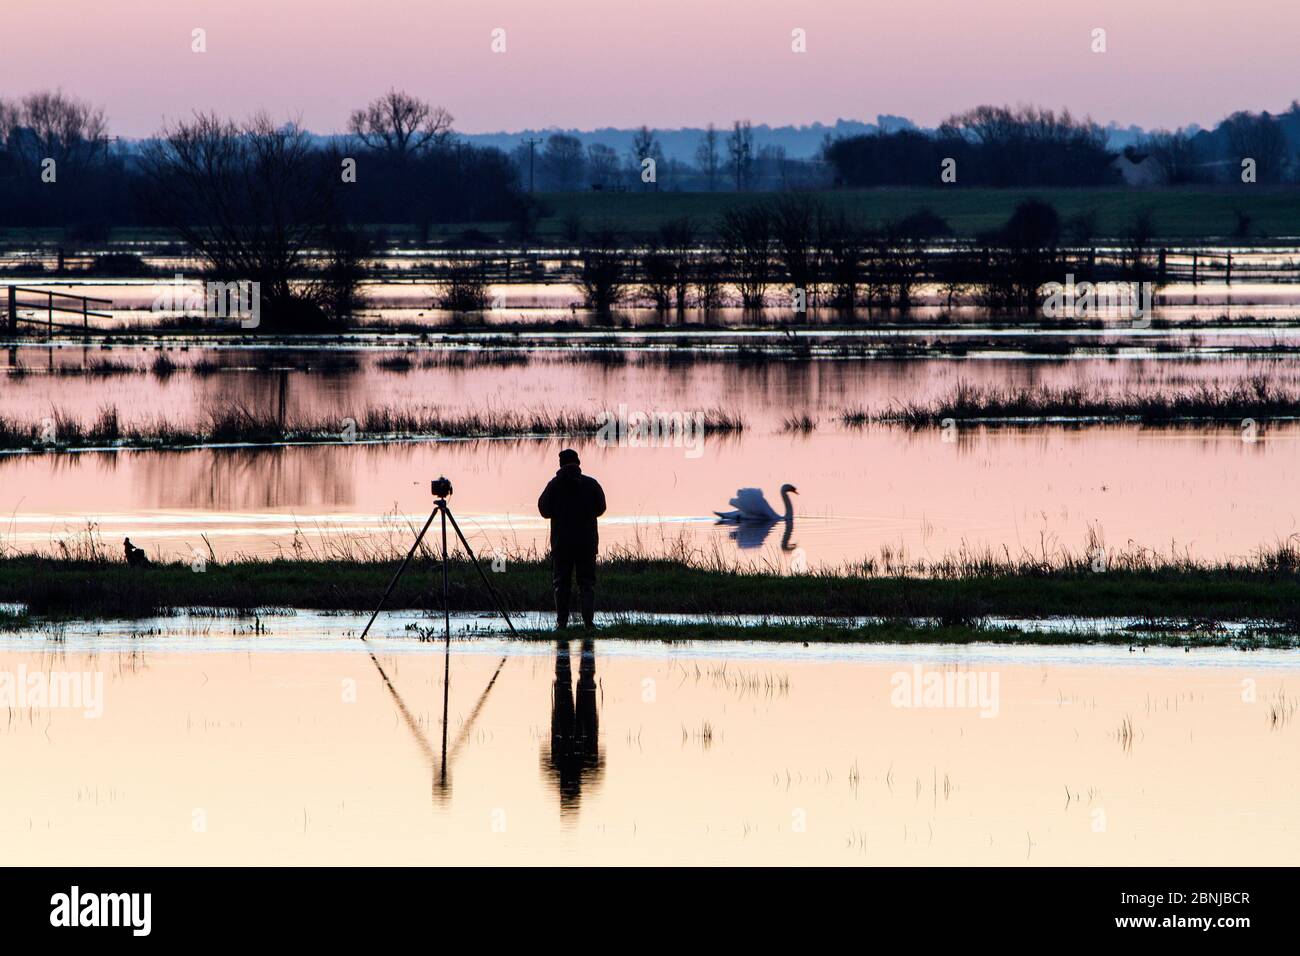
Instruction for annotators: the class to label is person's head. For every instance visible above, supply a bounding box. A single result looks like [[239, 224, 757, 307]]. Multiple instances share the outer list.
[[558, 448, 580, 468], [123, 537, 131, 546]]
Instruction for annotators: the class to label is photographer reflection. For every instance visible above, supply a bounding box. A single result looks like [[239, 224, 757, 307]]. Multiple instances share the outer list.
[[541, 638, 605, 815]]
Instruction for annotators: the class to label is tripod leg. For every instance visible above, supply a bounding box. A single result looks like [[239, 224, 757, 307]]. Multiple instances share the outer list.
[[440, 503, 451, 646], [443, 506, 521, 638], [357, 506, 439, 642]]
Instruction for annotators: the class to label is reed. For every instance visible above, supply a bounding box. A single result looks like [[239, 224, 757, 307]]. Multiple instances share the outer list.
[[0, 402, 747, 450], [859, 377, 1300, 426]]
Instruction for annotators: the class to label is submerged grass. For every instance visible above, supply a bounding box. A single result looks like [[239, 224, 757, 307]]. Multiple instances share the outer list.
[[846, 377, 1300, 427], [511, 620, 1296, 649], [0, 402, 747, 451]]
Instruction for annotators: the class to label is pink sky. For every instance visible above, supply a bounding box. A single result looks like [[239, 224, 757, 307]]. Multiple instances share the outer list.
[[2, 0, 1294, 136]]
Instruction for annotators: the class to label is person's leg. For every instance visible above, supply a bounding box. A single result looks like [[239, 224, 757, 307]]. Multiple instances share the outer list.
[[553, 549, 575, 628], [577, 550, 597, 627]]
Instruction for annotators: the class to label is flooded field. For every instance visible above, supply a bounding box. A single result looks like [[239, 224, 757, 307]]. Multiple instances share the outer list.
[[2, 346, 1298, 567], [1, 628, 1296, 865], [13, 272, 1300, 330]]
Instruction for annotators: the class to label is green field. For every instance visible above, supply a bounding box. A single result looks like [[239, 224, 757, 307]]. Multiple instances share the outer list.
[[5, 187, 1300, 249], [505, 187, 1300, 242]]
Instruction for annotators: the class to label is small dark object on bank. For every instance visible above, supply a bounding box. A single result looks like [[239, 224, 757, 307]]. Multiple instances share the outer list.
[[124, 537, 151, 568]]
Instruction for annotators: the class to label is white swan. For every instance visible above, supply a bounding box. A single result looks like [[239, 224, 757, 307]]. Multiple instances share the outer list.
[[714, 484, 798, 522]]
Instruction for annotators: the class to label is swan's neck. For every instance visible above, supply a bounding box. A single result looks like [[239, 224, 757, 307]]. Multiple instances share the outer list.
[[780, 489, 795, 521]]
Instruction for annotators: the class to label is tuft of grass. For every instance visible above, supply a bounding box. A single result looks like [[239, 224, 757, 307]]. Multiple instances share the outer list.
[[781, 413, 818, 434], [375, 353, 415, 372], [861, 377, 1300, 426]]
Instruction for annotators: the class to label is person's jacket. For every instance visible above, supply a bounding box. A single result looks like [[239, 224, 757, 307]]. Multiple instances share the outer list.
[[538, 465, 607, 552]]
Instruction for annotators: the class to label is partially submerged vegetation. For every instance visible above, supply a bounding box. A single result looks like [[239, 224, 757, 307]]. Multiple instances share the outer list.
[[0, 403, 745, 451], [5, 374, 1297, 454], [3, 536, 1299, 626], [851, 377, 1300, 426], [510, 620, 1296, 649]]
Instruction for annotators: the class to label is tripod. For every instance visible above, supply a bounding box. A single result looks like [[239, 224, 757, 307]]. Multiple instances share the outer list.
[[357, 477, 519, 644]]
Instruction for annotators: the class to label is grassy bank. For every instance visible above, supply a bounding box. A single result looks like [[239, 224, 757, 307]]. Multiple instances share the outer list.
[[5, 188, 1299, 248], [3, 552, 1298, 624]]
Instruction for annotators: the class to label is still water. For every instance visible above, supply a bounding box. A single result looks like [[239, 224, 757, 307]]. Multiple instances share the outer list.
[[1, 628, 1296, 865], [16, 272, 1300, 329], [2, 349, 1298, 567]]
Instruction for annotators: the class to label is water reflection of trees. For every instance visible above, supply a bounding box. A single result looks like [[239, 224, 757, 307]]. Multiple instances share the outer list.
[[132, 446, 362, 510]]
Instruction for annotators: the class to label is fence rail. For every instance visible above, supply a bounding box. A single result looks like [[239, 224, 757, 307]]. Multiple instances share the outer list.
[[6, 285, 113, 335]]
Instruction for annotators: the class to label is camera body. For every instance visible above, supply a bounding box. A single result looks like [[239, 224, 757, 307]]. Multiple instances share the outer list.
[[431, 476, 453, 499]]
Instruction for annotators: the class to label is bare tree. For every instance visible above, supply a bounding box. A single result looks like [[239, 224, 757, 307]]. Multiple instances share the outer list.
[[1143, 131, 1203, 184], [639, 244, 675, 311], [579, 228, 628, 314], [694, 123, 720, 190], [0, 98, 19, 144], [137, 112, 355, 329], [820, 211, 867, 312], [658, 217, 696, 314], [771, 195, 825, 312], [4, 90, 108, 173], [1123, 209, 1158, 281], [629, 126, 663, 188], [1224, 111, 1288, 183], [937, 104, 1115, 186], [638, 217, 695, 315], [348, 89, 452, 162], [434, 259, 492, 312], [718, 203, 772, 308], [542, 134, 586, 190], [726, 120, 753, 191], [586, 143, 620, 189]]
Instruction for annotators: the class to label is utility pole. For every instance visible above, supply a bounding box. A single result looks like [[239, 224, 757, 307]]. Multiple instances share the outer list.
[[521, 137, 541, 193]]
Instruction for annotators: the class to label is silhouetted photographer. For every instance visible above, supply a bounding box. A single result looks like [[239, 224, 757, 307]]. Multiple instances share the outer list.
[[537, 449, 606, 628]]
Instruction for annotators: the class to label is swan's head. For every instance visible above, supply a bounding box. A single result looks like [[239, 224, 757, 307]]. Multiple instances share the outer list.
[[780, 483, 799, 496]]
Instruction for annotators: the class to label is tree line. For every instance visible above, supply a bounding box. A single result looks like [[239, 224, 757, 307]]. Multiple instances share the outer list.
[[0, 89, 522, 237], [825, 103, 1300, 187], [520, 194, 1164, 319]]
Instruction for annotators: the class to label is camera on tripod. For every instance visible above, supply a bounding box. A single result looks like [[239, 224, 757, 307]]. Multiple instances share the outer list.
[[357, 472, 517, 642]]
